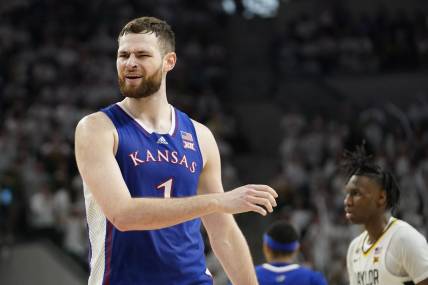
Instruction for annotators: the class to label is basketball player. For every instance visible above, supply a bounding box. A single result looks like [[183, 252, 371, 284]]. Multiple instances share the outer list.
[[343, 146, 428, 285], [74, 17, 278, 285], [255, 221, 327, 285]]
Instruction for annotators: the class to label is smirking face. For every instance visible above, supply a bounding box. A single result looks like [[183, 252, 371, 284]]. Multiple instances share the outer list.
[[116, 32, 164, 98]]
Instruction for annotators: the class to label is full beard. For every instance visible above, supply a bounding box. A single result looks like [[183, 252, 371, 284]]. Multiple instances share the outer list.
[[119, 67, 162, 98]]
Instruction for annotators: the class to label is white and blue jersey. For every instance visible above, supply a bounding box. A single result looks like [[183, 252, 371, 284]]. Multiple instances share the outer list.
[[84, 103, 212, 285], [255, 262, 327, 285]]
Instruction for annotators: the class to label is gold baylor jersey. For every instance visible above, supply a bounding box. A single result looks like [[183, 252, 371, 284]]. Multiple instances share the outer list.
[[347, 218, 428, 285]]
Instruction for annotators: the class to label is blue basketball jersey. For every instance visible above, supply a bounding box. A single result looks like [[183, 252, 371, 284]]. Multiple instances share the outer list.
[[84, 103, 212, 285], [255, 262, 327, 285]]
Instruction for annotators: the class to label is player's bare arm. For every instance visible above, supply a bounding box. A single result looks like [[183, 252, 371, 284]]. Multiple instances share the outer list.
[[194, 120, 274, 285], [75, 113, 277, 232]]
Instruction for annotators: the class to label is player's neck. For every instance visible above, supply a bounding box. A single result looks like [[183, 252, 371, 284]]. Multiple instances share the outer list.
[[268, 255, 294, 264], [364, 213, 392, 244], [120, 92, 171, 132]]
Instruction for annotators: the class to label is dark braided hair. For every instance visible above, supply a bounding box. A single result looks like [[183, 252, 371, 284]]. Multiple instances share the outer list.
[[342, 144, 400, 213]]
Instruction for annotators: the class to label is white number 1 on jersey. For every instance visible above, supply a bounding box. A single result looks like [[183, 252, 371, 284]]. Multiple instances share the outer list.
[[156, 178, 173, 198]]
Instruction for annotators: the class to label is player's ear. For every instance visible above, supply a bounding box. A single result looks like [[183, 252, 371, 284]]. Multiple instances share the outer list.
[[163, 52, 176, 72], [378, 189, 387, 208]]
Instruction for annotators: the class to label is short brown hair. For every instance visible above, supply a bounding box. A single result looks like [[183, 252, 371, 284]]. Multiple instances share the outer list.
[[118, 16, 175, 55]]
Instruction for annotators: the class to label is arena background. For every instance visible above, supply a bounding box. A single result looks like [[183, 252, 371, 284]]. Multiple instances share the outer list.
[[1, 0, 428, 284]]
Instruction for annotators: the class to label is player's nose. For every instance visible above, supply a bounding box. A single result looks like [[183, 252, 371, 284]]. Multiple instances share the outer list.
[[126, 54, 138, 69], [344, 193, 352, 206]]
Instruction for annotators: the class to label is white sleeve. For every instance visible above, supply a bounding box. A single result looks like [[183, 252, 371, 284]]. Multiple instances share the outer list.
[[394, 226, 428, 283], [347, 239, 358, 285]]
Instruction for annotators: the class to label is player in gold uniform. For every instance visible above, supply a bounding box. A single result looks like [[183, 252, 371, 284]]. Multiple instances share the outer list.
[[343, 146, 428, 285]]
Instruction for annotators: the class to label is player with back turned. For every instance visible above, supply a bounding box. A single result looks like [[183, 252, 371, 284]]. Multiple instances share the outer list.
[[254, 221, 327, 285], [343, 145, 428, 285], [74, 16, 278, 285]]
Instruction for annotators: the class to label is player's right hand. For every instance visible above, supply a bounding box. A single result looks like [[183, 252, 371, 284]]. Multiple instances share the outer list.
[[218, 184, 278, 216]]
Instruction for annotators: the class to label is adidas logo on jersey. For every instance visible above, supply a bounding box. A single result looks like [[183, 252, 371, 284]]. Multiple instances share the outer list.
[[157, 136, 168, 145]]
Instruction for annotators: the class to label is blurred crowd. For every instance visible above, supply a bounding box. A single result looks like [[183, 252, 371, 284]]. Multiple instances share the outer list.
[[1, 1, 428, 285], [272, 7, 428, 76]]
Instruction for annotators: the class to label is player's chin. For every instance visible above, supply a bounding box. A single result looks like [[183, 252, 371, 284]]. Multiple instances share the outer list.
[[345, 213, 363, 224], [122, 89, 146, 99]]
